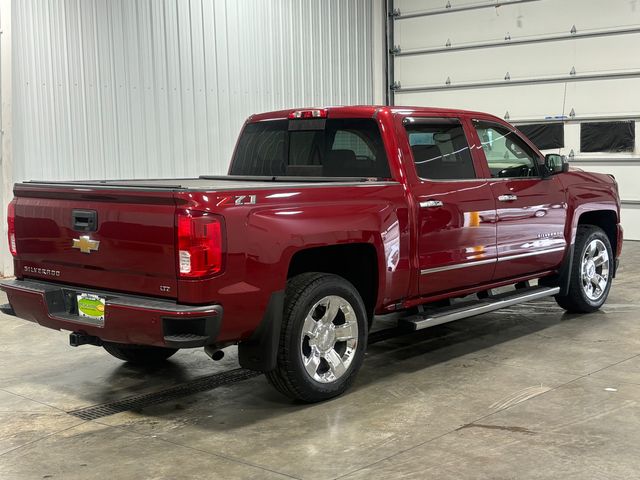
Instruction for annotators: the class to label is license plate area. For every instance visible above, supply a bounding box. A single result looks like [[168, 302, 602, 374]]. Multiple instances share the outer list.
[[41, 287, 108, 327], [76, 293, 106, 324]]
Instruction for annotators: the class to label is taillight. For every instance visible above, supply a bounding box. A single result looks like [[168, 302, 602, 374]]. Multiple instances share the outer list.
[[7, 199, 16, 256], [176, 210, 224, 278]]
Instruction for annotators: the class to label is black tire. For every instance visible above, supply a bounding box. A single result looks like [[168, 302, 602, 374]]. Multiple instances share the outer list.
[[103, 342, 178, 365], [266, 273, 368, 402], [555, 225, 613, 313]]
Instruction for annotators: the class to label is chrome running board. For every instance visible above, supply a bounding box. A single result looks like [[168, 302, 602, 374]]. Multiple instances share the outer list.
[[400, 286, 560, 331]]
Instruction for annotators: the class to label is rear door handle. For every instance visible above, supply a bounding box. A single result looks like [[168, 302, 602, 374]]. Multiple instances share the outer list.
[[420, 200, 444, 208], [497, 194, 518, 202]]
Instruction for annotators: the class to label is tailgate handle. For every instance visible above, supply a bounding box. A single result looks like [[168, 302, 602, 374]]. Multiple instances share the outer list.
[[72, 210, 98, 232]]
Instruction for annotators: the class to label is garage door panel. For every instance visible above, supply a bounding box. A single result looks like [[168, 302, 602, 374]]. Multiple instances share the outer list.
[[396, 0, 498, 15], [395, 82, 566, 118], [395, 34, 640, 87], [395, 0, 640, 52], [564, 78, 640, 117], [620, 206, 640, 241]]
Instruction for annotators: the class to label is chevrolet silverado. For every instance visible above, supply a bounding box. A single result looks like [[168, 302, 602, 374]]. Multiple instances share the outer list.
[[1, 106, 622, 402]]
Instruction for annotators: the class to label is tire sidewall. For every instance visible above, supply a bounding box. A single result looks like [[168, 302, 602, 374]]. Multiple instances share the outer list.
[[575, 229, 613, 309], [286, 276, 368, 399]]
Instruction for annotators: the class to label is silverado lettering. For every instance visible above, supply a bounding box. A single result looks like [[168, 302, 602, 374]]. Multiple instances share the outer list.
[[1, 106, 623, 402], [23, 266, 61, 277]]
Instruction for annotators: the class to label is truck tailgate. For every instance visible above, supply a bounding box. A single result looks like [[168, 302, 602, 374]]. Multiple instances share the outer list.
[[13, 185, 178, 299]]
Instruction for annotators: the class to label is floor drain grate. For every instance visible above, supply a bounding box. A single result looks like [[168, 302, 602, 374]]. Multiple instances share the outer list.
[[67, 368, 261, 421]]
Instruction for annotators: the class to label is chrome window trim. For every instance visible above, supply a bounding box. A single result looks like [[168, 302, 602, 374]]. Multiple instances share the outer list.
[[485, 176, 544, 182], [420, 246, 565, 275], [419, 178, 489, 184]]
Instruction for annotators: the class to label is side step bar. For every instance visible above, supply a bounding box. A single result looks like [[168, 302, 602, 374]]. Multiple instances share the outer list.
[[399, 286, 560, 331]]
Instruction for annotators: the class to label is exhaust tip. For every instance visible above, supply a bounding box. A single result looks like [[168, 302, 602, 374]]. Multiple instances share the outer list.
[[204, 345, 225, 361]]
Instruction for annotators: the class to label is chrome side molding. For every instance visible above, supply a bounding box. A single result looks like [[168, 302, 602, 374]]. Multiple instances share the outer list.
[[496, 246, 565, 262], [420, 257, 495, 274], [420, 246, 565, 275]]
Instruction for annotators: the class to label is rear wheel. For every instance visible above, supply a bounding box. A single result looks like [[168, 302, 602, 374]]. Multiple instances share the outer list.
[[266, 273, 368, 402], [103, 342, 178, 365], [555, 225, 613, 313]]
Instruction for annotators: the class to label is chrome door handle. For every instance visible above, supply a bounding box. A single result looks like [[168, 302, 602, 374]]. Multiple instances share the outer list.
[[420, 200, 444, 208], [498, 194, 518, 202]]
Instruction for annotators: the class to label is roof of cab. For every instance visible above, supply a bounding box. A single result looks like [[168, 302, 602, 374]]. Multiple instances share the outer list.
[[248, 105, 504, 123]]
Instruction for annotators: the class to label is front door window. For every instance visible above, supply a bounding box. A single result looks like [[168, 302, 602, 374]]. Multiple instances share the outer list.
[[473, 122, 540, 178]]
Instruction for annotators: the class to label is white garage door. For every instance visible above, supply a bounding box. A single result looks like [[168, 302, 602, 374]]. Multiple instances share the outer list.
[[390, 0, 640, 239]]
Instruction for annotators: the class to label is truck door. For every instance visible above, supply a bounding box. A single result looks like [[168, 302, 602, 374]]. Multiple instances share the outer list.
[[403, 117, 498, 297], [470, 120, 568, 281]]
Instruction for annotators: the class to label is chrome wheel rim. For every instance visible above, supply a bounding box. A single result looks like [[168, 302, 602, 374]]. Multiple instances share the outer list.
[[300, 295, 359, 384], [581, 239, 610, 301]]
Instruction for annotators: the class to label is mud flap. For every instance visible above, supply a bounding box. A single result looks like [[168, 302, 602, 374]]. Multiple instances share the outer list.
[[539, 244, 574, 296], [238, 291, 284, 372]]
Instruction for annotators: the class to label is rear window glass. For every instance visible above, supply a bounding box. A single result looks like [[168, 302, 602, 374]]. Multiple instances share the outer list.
[[229, 118, 391, 179]]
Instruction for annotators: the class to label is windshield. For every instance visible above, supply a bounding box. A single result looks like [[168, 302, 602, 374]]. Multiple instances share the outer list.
[[229, 118, 391, 179]]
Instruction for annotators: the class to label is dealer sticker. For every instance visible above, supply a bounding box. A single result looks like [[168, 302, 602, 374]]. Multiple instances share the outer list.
[[77, 293, 106, 322]]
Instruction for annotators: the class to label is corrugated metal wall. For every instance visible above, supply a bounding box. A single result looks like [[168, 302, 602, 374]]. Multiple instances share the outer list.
[[14, 0, 380, 182], [0, 0, 12, 277]]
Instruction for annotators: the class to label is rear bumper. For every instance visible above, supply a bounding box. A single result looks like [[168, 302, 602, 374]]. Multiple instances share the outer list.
[[0, 279, 223, 348]]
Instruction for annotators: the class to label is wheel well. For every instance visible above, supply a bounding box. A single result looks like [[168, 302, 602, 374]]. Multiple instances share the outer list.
[[287, 244, 378, 319], [578, 210, 618, 253]]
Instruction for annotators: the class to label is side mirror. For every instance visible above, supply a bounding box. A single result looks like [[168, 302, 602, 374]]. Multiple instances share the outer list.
[[543, 154, 569, 176]]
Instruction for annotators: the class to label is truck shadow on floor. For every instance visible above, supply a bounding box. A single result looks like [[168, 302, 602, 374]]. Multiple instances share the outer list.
[[75, 302, 612, 427]]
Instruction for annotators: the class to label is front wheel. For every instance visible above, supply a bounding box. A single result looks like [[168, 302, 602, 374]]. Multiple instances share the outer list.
[[555, 225, 613, 313], [103, 342, 178, 365], [266, 273, 368, 402]]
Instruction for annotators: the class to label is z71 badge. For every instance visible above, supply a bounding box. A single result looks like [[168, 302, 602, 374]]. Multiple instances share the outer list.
[[217, 195, 257, 206]]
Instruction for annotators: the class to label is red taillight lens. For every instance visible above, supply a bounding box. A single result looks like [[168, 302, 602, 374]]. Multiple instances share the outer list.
[[7, 199, 16, 256], [177, 211, 224, 278]]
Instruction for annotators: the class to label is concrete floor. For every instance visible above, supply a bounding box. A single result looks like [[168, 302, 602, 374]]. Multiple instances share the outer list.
[[1, 244, 639, 480]]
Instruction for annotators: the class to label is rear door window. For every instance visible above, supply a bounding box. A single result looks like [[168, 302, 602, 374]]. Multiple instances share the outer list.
[[405, 119, 476, 180]]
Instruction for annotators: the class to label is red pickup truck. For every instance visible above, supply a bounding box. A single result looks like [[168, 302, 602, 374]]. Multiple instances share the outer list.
[[1, 106, 622, 402]]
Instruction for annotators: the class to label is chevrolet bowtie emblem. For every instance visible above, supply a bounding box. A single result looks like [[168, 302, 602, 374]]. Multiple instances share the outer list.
[[72, 236, 100, 254]]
